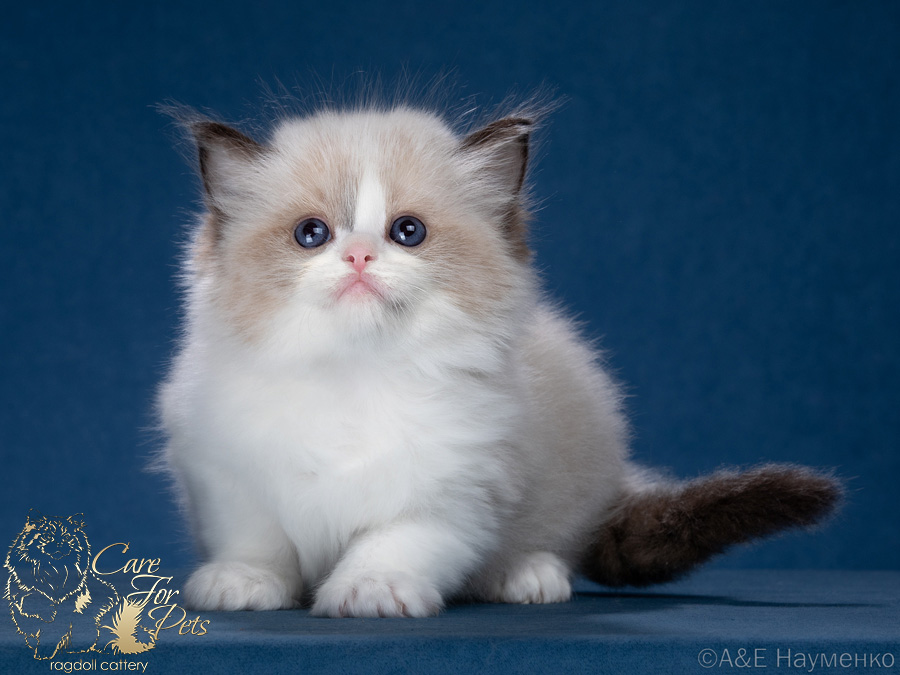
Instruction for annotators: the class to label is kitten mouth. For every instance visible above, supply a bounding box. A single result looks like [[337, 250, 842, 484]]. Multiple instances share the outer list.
[[335, 273, 387, 301]]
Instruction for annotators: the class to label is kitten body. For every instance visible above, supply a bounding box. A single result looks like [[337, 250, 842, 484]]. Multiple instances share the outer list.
[[160, 106, 839, 617]]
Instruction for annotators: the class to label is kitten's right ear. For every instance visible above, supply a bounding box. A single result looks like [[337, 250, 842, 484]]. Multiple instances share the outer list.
[[189, 121, 265, 212]]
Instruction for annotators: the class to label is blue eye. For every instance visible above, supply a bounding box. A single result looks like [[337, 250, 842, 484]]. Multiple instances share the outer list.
[[389, 216, 426, 247], [294, 218, 331, 248]]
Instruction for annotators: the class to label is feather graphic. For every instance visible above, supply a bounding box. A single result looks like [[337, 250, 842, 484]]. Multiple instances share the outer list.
[[102, 598, 157, 654]]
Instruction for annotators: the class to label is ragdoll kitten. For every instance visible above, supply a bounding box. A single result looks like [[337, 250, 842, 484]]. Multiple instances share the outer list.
[[159, 102, 840, 617]]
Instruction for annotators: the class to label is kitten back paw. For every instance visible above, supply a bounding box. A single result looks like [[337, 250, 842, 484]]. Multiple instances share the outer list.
[[484, 551, 572, 604]]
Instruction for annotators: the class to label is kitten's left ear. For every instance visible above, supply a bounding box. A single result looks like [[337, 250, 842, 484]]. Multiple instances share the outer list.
[[461, 117, 533, 258], [461, 117, 532, 197]]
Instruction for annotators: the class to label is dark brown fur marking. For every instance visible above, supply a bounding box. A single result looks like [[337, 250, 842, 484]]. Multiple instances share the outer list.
[[461, 117, 532, 195], [188, 121, 266, 244], [192, 121, 263, 206], [461, 117, 533, 260], [192, 121, 263, 157], [582, 464, 842, 587]]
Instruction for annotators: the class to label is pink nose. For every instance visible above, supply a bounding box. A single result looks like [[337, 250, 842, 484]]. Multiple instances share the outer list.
[[343, 244, 376, 273]]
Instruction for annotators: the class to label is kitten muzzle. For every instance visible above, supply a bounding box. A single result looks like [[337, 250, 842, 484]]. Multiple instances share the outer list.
[[335, 273, 387, 301]]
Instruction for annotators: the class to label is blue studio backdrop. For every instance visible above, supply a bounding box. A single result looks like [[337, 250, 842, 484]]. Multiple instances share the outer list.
[[0, 0, 897, 578]]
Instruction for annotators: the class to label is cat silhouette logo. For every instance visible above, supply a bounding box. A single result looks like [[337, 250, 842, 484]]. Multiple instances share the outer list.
[[4, 510, 157, 660]]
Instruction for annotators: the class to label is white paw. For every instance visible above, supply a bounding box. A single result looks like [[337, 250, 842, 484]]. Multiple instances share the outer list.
[[183, 561, 298, 611], [311, 572, 443, 618], [494, 552, 572, 604]]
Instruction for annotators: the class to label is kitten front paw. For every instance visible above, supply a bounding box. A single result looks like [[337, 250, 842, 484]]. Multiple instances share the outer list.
[[493, 551, 572, 604], [183, 561, 298, 611], [311, 572, 442, 618]]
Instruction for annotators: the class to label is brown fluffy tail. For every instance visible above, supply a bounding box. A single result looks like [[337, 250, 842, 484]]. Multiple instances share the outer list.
[[582, 464, 842, 587]]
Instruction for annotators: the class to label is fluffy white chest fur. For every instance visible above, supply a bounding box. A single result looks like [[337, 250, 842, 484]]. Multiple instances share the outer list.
[[159, 103, 840, 618], [171, 333, 526, 583]]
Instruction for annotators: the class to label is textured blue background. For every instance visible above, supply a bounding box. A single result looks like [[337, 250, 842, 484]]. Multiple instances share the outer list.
[[0, 1, 897, 571]]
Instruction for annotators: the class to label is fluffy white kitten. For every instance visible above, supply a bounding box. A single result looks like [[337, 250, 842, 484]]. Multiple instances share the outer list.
[[159, 103, 839, 618]]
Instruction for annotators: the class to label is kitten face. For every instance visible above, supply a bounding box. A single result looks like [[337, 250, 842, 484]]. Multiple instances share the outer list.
[[189, 109, 534, 362]]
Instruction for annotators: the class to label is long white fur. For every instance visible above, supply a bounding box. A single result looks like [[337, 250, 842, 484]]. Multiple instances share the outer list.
[[160, 107, 631, 617]]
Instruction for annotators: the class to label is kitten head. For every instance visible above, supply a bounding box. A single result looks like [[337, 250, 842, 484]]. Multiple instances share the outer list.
[[182, 106, 539, 364]]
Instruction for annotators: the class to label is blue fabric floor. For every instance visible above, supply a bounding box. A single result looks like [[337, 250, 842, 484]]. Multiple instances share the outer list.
[[2, 570, 897, 674]]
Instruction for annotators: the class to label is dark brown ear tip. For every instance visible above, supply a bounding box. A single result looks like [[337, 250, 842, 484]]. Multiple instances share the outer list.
[[189, 120, 225, 140], [189, 120, 263, 155], [502, 117, 534, 129], [461, 117, 534, 149]]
